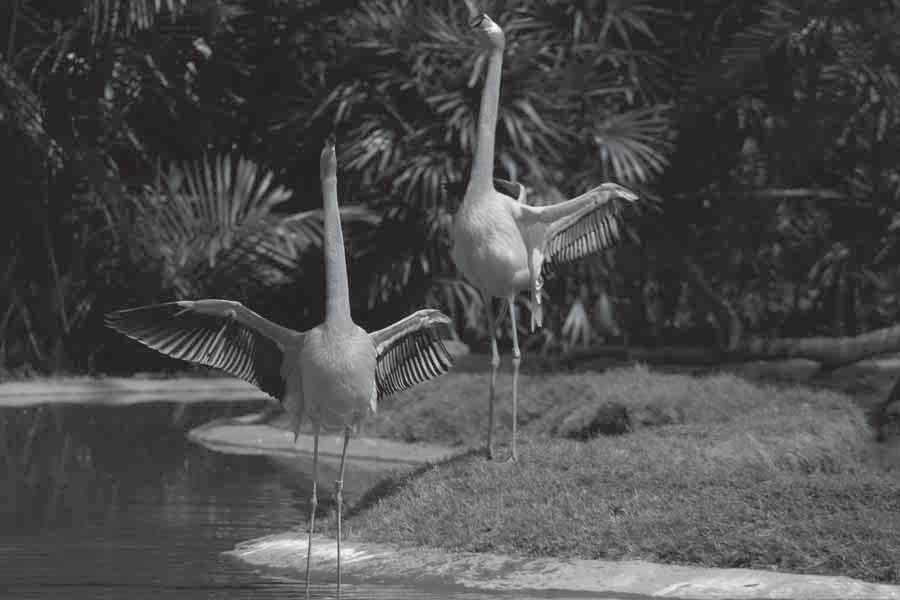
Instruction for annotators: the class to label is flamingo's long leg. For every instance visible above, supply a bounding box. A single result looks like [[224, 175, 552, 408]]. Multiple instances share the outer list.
[[494, 298, 509, 333], [305, 425, 320, 599], [507, 296, 521, 462], [486, 298, 501, 460], [335, 426, 351, 599]]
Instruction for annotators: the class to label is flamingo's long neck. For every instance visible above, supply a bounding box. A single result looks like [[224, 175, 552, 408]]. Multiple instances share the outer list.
[[466, 42, 504, 196], [321, 145, 352, 327]]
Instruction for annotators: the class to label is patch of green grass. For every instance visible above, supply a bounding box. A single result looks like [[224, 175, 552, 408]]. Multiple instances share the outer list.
[[341, 365, 900, 584], [364, 364, 860, 446]]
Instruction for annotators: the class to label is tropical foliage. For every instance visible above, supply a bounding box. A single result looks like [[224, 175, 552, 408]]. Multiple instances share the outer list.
[[2, 0, 900, 373], [692, 0, 899, 348]]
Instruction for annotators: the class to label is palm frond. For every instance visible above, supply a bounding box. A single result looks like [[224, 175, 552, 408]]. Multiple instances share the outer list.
[[196, 205, 378, 297], [125, 154, 379, 298], [0, 59, 65, 171], [561, 297, 593, 349], [425, 276, 484, 334], [87, 0, 188, 43], [592, 104, 673, 183], [720, 2, 806, 71], [596, 0, 668, 49]]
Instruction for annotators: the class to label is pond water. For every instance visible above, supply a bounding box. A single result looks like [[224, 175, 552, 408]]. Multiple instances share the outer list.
[[0, 399, 627, 599]]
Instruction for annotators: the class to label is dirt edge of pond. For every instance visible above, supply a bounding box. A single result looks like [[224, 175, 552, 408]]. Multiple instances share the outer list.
[[0, 376, 270, 406], [188, 417, 462, 468], [229, 530, 900, 600]]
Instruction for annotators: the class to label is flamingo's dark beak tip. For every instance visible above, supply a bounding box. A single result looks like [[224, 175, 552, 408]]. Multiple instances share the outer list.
[[321, 134, 337, 179], [325, 132, 336, 149], [470, 13, 486, 28]]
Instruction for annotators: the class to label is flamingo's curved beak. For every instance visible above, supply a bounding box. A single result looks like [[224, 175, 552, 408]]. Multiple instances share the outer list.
[[470, 13, 486, 28]]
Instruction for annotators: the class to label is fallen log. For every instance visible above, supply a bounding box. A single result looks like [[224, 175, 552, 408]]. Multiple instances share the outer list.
[[562, 324, 900, 372]]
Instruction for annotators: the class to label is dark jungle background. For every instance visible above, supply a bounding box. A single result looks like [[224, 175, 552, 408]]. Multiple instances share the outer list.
[[2, 0, 899, 377]]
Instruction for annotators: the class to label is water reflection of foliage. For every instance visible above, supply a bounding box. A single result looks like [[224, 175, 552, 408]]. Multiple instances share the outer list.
[[0, 400, 273, 531]]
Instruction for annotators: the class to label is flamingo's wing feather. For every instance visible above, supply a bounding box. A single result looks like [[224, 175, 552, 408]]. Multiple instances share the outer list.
[[370, 309, 456, 400], [516, 183, 640, 279], [105, 300, 298, 401]]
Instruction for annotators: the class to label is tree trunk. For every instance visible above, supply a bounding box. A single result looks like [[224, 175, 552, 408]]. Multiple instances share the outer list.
[[835, 264, 848, 336], [7, 0, 20, 60], [644, 278, 663, 345], [678, 254, 743, 351], [562, 323, 900, 370]]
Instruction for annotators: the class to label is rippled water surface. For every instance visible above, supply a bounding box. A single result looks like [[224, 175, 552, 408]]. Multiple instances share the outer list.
[[0, 398, 631, 599]]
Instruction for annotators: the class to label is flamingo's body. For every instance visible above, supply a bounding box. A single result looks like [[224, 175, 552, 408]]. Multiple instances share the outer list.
[[452, 13, 641, 461], [452, 189, 531, 300], [297, 323, 376, 430], [106, 137, 456, 598]]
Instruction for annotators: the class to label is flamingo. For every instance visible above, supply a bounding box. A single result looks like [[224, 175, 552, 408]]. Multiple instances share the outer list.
[[106, 136, 457, 599], [451, 13, 642, 462]]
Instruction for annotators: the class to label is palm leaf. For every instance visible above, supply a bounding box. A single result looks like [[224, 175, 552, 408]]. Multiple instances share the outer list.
[[425, 277, 484, 334], [0, 59, 65, 171], [127, 154, 378, 298], [592, 105, 673, 183], [561, 297, 593, 349], [87, 0, 188, 43]]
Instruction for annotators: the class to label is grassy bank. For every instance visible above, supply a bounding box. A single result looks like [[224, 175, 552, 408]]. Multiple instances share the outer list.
[[334, 365, 900, 584]]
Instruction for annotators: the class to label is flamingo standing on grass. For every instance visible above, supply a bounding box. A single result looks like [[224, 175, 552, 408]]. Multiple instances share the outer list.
[[106, 136, 457, 599], [452, 13, 642, 461]]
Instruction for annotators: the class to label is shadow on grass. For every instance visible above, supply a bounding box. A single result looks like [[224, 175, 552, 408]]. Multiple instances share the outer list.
[[344, 447, 484, 521]]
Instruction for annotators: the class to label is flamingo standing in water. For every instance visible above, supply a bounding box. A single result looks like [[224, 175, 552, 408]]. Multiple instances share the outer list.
[[106, 136, 456, 598], [452, 13, 642, 461]]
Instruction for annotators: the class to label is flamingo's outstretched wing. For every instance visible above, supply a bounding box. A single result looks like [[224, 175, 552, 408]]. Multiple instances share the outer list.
[[537, 184, 639, 278], [105, 300, 299, 401], [370, 309, 456, 400], [513, 182, 640, 330], [516, 183, 640, 276]]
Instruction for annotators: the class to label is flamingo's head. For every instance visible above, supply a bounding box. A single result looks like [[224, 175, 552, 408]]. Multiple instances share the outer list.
[[320, 133, 337, 181], [470, 13, 505, 49]]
